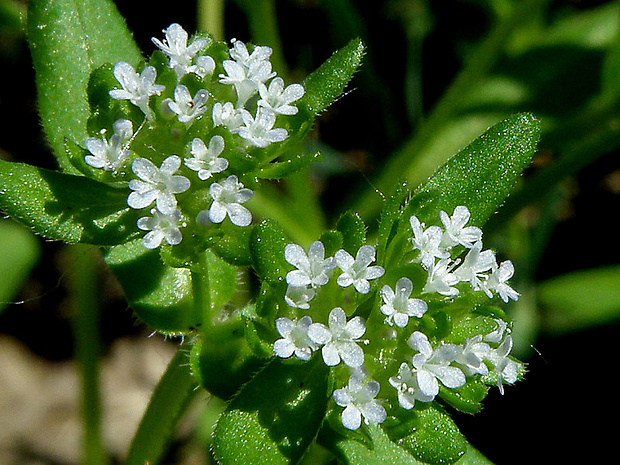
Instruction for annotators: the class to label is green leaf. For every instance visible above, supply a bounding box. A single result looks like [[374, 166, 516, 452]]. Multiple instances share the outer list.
[[385, 404, 468, 465], [319, 423, 423, 465], [405, 113, 541, 228], [250, 219, 289, 284], [300, 38, 365, 115], [27, 0, 142, 173], [213, 357, 329, 465], [104, 240, 197, 334], [0, 221, 41, 315], [0, 160, 139, 245], [538, 265, 620, 334]]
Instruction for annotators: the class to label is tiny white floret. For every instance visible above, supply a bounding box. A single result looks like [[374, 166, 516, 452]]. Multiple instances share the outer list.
[[151, 23, 209, 78], [273, 316, 317, 361], [333, 375, 387, 430], [204, 175, 253, 227], [439, 206, 483, 249], [308, 307, 366, 368], [258, 77, 305, 115], [409, 215, 450, 269], [85, 119, 133, 172], [165, 85, 209, 123], [184, 136, 228, 180], [380, 277, 427, 327], [137, 208, 183, 249], [334, 245, 385, 294], [234, 107, 288, 148], [285, 241, 335, 288], [127, 155, 190, 214], [109, 62, 165, 118]]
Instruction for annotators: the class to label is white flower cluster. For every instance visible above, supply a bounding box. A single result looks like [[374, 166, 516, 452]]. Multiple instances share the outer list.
[[272, 206, 521, 431], [82, 24, 305, 249], [412, 206, 519, 303]]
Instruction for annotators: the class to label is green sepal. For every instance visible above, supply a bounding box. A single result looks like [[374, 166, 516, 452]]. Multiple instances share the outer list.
[[27, 0, 142, 173], [250, 219, 289, 284], [213, 357, 330, 465], [403, 113, 541, 228], [385, 403, 468, 465], [212, 223, 254, 266], [337, 211, 367, 255], [189, 310, 269, 400], [300, 38, 366, 115], [0, 159, 139, 245]]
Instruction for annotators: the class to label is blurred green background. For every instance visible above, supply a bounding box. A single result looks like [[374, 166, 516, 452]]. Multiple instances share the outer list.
[[1, 0, 620, 463]]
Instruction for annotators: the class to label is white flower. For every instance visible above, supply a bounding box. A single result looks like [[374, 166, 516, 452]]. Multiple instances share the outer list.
[[204, 175, 253, 227], [109, 62, 165, 118], [422, 258, 460, 296], [453, 241, 497, 292], [84, 119, 133, 172], [308, 307, 366, 368], [165, 85, 209, 123], [137, 208, 183, 249], [273, 316, 317, 361], [127, 155, 190, 214], [151, 23, 209, 78], [220, 40, 276, 107], [455, 335, 491, 376], [439, 206, 483, 249], [380, 277, 427, 327], [284, 241, 335, 288], [184, 136, 228, 180], [212, 101, 244, 130], [284, 285, 315, 309], [487, 335, 519, 395], [234, 107, 288, 148], [389, 362, 435, 410], [191, 55, 216, 79], [333, 375, 387, 430], [486, 260, 520, 303], [409, 215, 450, 269], [258, 77, 305, 115], [408, 331, 466, 398], [484, 318, 508, 344], [334, 245, 385, 294]]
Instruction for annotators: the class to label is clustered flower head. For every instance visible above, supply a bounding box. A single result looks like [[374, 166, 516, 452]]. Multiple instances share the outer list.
[[273, 206, 523, 431], [82, 24, 305, 250]]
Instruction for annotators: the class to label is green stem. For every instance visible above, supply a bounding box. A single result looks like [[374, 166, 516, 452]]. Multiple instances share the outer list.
[[350, 0, 543, 222], [197, 0, 225, 40], [125, 343, 199, 465], [67, 244, 108, 465]]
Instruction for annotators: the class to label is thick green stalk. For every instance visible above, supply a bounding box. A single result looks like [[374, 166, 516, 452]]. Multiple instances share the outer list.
[[124, 343, 199, 465], [197, 0, 224, 40], [67, 244, 108, 465]]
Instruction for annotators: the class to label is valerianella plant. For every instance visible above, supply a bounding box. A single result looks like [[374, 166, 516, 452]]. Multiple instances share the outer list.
[[0, 1, 542, 464]]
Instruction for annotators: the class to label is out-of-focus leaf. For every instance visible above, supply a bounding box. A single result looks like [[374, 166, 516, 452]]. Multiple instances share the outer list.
[[538, 265, 620, 334], [27, 0, 142, 173], [0, 221, 41, 315]]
